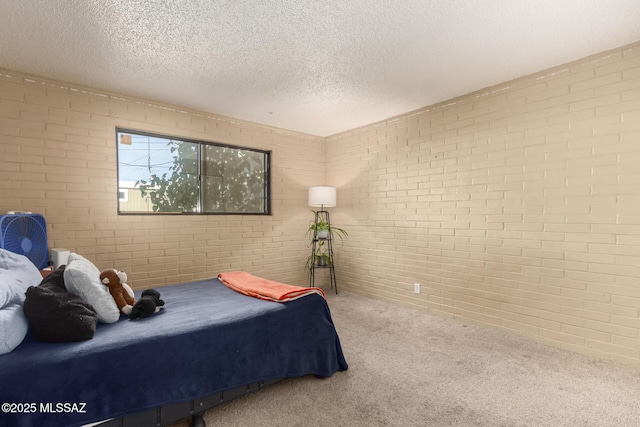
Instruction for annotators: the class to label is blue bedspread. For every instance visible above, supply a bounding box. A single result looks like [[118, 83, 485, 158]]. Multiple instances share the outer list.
[[0, 278, 348, 427]]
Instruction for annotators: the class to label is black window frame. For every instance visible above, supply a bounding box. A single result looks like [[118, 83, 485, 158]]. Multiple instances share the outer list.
[[116, 127, 271, 216]]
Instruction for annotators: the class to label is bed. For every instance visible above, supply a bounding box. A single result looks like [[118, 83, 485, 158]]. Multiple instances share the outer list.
[[0, 275, 348, 427]]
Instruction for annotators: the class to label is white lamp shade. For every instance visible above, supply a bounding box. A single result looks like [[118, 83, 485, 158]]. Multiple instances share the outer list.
[[308, 186, 337, 207]]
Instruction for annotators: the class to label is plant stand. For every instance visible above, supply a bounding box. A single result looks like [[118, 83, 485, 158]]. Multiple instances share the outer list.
[[309, 210, 338, 294]]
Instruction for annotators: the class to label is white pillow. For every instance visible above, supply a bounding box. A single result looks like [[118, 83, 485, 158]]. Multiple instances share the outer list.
[[0, 249, 41, 354], [0, 304, 29, 355], [63, 253, 120, 323], [0, 249, 43, 308]]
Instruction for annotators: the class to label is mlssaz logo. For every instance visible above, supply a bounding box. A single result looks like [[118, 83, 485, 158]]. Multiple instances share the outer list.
[[39, 402, 87, 413]]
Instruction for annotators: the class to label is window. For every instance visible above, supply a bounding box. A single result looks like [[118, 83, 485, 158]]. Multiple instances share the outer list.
[[116, 128, 271, 215]]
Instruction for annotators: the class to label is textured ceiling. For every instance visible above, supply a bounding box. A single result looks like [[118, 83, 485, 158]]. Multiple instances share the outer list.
[[1, 1, 639, 137]]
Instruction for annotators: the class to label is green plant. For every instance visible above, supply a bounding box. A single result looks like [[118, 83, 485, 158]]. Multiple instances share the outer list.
[[305, 244, 333, 271], [136, 140, 199, 212], [306, 212, 348, 241], [305, 248, 333, 270], [305, 211, 348, 272]]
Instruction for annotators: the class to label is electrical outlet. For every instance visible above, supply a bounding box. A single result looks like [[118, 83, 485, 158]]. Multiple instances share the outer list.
[[414, 283, 421, 294]]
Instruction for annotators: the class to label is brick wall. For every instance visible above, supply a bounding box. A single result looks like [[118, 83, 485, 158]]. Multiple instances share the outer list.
[[2, 40, 640, 366], [0, 70, 324, 288], [326, 41, 640, 366]]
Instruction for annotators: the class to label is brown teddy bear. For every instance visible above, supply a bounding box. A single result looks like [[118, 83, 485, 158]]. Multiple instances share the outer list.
[[100, 269, 136, 316]]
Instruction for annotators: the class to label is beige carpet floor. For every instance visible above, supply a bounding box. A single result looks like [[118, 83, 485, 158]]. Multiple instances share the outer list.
[[172, 290, 640, 426]]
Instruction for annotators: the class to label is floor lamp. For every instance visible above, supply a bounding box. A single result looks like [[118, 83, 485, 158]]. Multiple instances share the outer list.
[[308, 186, 338, 293]]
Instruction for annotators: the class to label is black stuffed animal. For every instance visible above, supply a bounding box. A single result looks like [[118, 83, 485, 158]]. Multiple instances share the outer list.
[[24, 265, 99, 342], [128, 289, 164, 320]]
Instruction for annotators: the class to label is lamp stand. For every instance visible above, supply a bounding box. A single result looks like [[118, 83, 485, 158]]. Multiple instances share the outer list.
[[309, 208, 338, 293]]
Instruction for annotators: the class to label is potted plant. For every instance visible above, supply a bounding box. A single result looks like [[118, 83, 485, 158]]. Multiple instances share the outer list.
[[305, 248, 333, 270], [305, 211, 348, 273], [306, 212, 348, 241], [305, 244, 333, 271]]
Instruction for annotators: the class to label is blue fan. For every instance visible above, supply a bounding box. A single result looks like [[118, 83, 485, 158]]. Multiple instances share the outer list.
[[0, 213, 49, 269]]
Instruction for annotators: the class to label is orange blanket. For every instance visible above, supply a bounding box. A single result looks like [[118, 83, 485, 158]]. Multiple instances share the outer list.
[[218, 271, 325, 302]]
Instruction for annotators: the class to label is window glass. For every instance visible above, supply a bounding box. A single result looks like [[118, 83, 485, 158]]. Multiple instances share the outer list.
[[116, 128, 270, 214]]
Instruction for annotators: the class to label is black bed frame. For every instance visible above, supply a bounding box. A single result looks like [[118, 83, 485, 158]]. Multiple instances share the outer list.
[[97, 378, 282, 427]]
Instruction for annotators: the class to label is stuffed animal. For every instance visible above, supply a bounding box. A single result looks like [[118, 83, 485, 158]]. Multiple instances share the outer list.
[[100, 269, 136, 315], [129, 289, 164, 320]]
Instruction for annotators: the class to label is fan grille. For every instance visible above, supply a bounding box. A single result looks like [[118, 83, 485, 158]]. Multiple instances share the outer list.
[[0, 214, 49, 269]]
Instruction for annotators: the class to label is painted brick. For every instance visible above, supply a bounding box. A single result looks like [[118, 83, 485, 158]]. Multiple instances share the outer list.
[[4, 41, 640, 367], [328, 41, 640, 367], [0, 68, 324, 292]]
